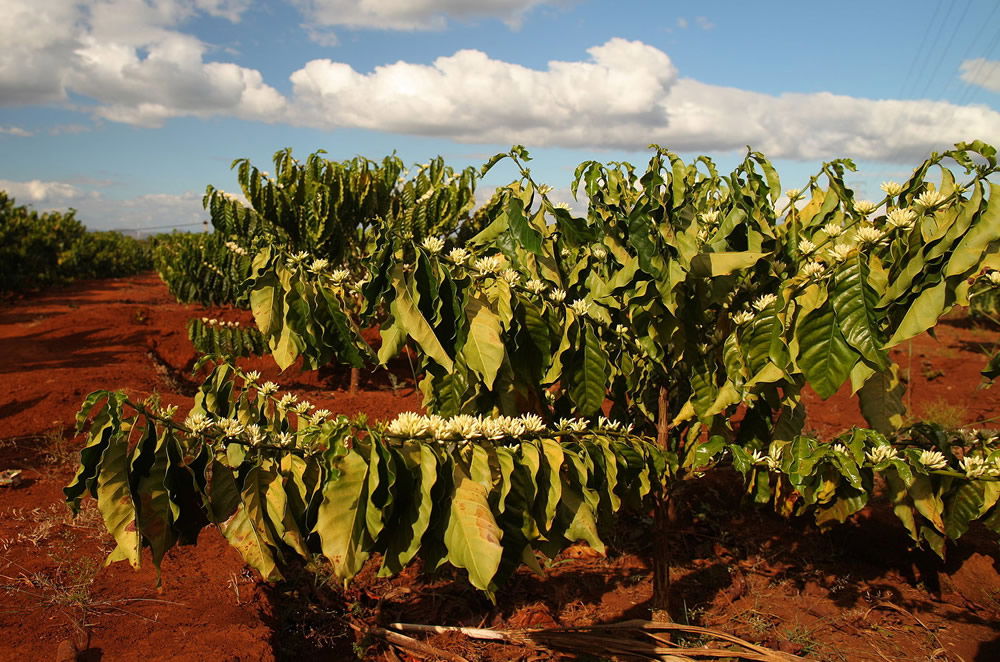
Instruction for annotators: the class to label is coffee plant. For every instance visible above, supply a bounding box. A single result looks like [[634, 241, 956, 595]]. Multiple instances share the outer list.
[[70, 142, 1000, 614], [188, 317, 267, 358]]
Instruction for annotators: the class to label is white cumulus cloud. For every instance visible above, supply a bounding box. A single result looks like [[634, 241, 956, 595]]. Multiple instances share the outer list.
[[0, 0, 283, 126], [294, 0, 560, 32], [0, 126, 33, 137], [960, 58, 1000, 93], [0, 179, 87, 203], [285, 39, 1000, 161]]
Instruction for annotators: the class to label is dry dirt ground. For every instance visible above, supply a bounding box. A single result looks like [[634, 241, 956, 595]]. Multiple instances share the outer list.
[[1, 273, 998, 661]]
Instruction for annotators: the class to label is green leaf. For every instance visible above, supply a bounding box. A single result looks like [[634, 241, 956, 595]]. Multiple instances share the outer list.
[[315, 448, 371, 584], [444, 467, 503, 596], [461, 297, 505, 390], [97, 435, 141, 569], [567, 324, 609, 416], [857, 364, 906, 434], [796, 301, 858, 399], [391, 269, 454, 372], [831, 255, 887, 368]]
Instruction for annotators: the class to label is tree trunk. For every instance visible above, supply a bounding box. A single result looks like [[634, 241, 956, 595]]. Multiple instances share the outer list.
[[651, 384, 672, 622], [349, 367, 361, 395]]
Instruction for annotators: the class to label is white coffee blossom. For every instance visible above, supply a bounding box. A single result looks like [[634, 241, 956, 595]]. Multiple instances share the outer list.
[[448, 248, 471, 264], [855, 225, 884, 245], [387, 412, 430, 438], [592, 245, 608, 259], [732, 310, 756, 325], [292, 400, 314, 415], [918, 449, 948, 470], [245, 424, 265, 446], [798, 239, 816, 254], [474, 255, 503, 274], [915, 189, 947, 210], [287, 251, 310, 268], [558, 418, 589, 433], [829, 243, 855, 263], [520, 414, 545, 433], [525, 279, 547, 294], [277, 393, 299, 410], [885, 208, 917, 229], [614, 324, 630, 335], [185, 412, 213, 434], [549, 288, 567, 303], [598, 416, 622, 431], [243, 371, 261, 386], [308, 258, 329, 274], [309, 410, 332, 425], [751, 294, 777, 312], [502, 416, 527, 438], [500, 269, 520, 285], [451, 414, 482, 439], [537, 184, 553, 195], [277, 432, 295, 448], [569, 299, 592, 317], [880, 181, 904, 196], [552, 201, 571, 211], [823, 223, 843, 237], [217, 417, 245, 439], [421, 236, 445, 254], [959, 455, 996, 479], [830, 443, 850, 457], [784, 189, 801, 200], [865, 445, 899, 465], [478, 417, 507, 440], [802, 261, 826, 278], [751, 450, 780, 470], [700, 209, 721, 224], [853, 200, 878, 216], [259, 382, 279, 396]]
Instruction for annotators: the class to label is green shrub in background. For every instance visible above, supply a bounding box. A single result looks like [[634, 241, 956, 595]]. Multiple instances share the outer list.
[[0, 192, 152, 293]]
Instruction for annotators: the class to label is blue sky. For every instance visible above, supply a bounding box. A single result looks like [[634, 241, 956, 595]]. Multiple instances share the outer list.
[[1, 0, 998, 231]]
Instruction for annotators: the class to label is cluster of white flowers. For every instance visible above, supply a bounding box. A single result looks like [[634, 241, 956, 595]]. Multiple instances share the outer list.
[[829, 443, 851, 457], [184, 412, 214, 434], [918, 449, 948, 470], [592, 245, 608, 259], [597, 416, 632, 432], [915, 189, 947, 210], [201, 317, 242, 328], [448, 248, 471, 264], [700, 209, 721, 224], [224, 241, 248, 257], [525, 279, 547, 294], [750, 449, 781, 470], [286, 251, 311, 268], [614, 324, 630, 335], [384, 412, 553, 441], [958, 454, 1000, 479], [801, 261, 826, 279], [245, 424, 265, 446], [243, 371, 261, 385], [557, 418, 590, 433], [500, 269, 520, 285], [474, 255, 504, 274], [784, 189, 801, 201], [865, 445, 899, 465], [569, 299, 592, 317], [549, 288, 568, 303], [853, 200, 878, 216], [885, 208, 917, 229], [828, 242, 855, 263], [202, 262, 226, 277], [552, 201, 572, 211], [823, 223, 843, 237], [751, 293, 777, 312], [309, 409, 332, 426], [307, 258, 329, 274], [217, 417, 245, 439], [258, 381, 279, 396], [292, 400, 314, 415], [855, 225, 884, 245], [276, 393, 299, 410], [732, 310, 756, 325], [329, 268, 351, 284], [798, 239, 816, 254], [421, 236, 445, 254], [880, 181, 904, 196], [697, 228, 712, 244]]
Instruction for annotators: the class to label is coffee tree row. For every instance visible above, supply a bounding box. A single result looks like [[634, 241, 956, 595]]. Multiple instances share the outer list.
[[72, 142, 1000, 614], [68, 364, 999, 598]]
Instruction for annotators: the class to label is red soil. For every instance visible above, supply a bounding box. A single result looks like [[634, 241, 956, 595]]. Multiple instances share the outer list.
[[1, 273, 998, 661]]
